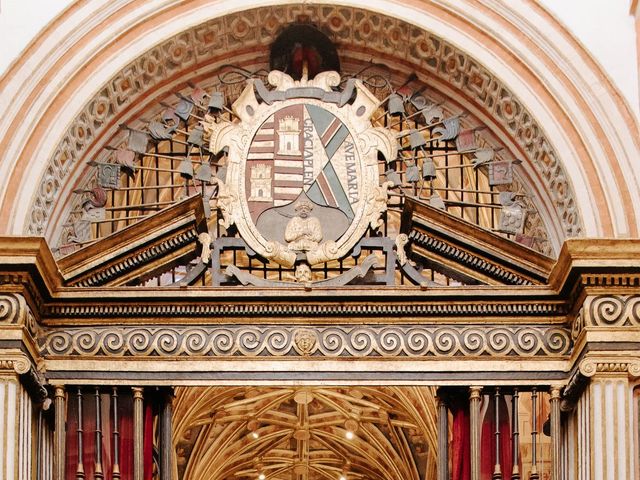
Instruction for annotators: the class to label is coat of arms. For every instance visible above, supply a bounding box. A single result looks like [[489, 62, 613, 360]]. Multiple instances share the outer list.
[[204, 70, 397, 270]]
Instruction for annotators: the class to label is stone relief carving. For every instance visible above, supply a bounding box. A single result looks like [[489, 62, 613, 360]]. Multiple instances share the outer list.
[[42, 324, 572, 358], [579, 358, 640, 378], [585, 294, 640, 327], [0, 293, 38, 337], [27, 4, 581, 248], [204, 68, 395, 268]]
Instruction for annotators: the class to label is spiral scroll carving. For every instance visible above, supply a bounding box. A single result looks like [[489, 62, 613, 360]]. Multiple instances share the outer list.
[[587, 295, 640, 327], [0, 294, 23, 324], [579, 359, 640, 378], [571, 307, 585, 340], [42, 325, 572, 358]]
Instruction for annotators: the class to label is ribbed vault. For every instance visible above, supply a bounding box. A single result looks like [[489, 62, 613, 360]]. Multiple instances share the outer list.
[[172, 386, 439, 480]]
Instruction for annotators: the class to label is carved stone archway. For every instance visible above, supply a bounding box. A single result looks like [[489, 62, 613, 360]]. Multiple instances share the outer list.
[[1, 1, 639, 243]]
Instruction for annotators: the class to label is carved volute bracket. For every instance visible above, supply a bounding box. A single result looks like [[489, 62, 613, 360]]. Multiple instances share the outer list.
[[583, 295, 640, 328], [571, 294, 640, 343], [0, 292, 39, 339]]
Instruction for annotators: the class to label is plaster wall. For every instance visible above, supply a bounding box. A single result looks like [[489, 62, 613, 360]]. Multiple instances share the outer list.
[[2, 0, 639, 119]]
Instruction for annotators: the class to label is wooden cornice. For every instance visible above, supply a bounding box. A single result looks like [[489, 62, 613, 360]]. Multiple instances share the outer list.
[[1, 234, 639, 381], [0, 213, 638, 326], [549, 238, 640, 294], [401, 197, 554, 286], [57, 195, 208, 287]]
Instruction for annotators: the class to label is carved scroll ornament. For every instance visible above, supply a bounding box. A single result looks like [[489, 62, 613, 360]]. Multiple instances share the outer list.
[[43, 324, 571, 358]]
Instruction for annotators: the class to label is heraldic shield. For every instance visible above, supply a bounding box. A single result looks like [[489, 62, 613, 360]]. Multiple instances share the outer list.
[[204, 70, 397, 268]]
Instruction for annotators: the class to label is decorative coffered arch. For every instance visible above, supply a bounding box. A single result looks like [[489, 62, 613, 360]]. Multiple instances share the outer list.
[[0, 0, 638, 244]]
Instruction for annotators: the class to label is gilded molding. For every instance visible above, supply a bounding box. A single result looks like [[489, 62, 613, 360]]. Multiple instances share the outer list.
[[28, 4, 581, 242], [409, 230, 533, 285], [41, 324, 572, 358], [44, 301, 567, 318], [71, 228, 198, 287]]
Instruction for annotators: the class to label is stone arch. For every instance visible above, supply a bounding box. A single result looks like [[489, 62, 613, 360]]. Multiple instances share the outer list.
[[0, 0, 638, 243]]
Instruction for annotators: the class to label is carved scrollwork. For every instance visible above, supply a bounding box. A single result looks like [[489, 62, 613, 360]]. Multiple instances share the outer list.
[[365, 182, 392, 231], [571, 306, 584, 340], [586, 295, 640, 327], [579, 358, 640, 378], [0, 293, 38, 337], [0, 293, 24, 324], [264, 241, 297, 268], [395, 234, 409, 266], [0, 356, 32, 375], [306, 241, 339, 266], [42, 325, 572, 358], [215, 180, 236, 230]]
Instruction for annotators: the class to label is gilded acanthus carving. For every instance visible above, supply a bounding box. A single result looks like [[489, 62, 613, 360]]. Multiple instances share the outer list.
[[32, 4, 581, 247], [42, 325, 571, 358]]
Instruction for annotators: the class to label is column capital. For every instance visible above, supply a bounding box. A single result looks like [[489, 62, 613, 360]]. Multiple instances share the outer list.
[[549, 384, 563, 399], [0, 354, 31, 375], [469, 386, 482, 400], [579, 357, 640, 379]]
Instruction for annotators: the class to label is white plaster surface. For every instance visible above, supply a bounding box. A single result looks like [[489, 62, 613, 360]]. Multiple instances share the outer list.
[[0, 0, 74, 77], [1, 0, 638, 119], [539, 0, 640, 118]]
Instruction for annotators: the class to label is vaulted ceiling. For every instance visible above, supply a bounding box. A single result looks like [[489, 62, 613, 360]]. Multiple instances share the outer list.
[[172, 386, 438, 480]]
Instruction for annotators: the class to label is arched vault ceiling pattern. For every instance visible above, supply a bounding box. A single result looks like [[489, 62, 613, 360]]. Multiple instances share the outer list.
[[29, 4, 581, 247], [172, 386, 439, 480]]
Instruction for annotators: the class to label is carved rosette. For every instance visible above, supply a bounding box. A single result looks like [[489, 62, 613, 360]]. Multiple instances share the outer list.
[[204, 70, 396, 268]]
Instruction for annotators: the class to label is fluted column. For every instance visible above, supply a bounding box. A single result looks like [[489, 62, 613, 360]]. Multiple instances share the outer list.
[[53, 385, 66, 480], [159, 389, 174, 480], [469, 386, 482, 480], [549, 385, 562, 480], [575, 359, 639, 480], [437, 393, 449, 480], [132, 387, 144, 480]]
